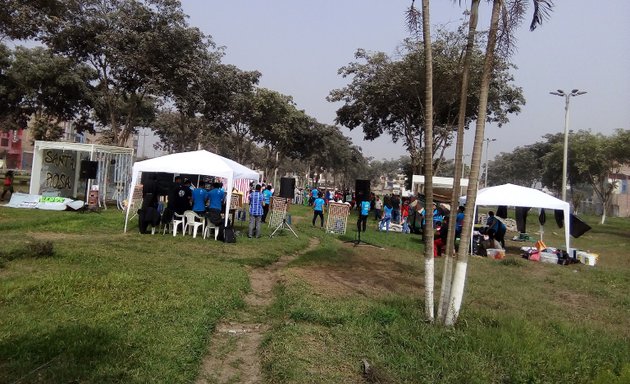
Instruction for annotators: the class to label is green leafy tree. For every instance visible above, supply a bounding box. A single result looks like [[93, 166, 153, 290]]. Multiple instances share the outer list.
[[1, 46, 96, 140], [41, 0, 213, 146], [328, 28, 524, 176], [487, 141, 550, 187], [0, 0, 66, 40], [556, 130, 630, 224]]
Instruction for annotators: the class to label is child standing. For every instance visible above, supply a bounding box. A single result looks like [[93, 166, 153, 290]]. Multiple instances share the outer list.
[[1, 171, 14, 201]]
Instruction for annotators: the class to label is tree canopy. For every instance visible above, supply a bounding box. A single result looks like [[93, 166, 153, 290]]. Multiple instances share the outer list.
[[328, 28, 525, 174], [0, 45, 96, 141]]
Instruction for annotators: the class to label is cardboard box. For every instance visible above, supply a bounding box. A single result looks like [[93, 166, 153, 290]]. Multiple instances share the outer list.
[[576, 251, 598, 266], [539, 252, 558, 264]]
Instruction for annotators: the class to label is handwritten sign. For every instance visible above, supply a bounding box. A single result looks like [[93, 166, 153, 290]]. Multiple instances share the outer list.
[[40, 149, 76, 195]]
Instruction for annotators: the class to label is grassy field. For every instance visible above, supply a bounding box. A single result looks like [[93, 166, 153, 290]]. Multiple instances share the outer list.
[[0, 203, 628, 383]]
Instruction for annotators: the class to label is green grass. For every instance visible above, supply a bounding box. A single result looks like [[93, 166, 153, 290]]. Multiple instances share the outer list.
[[0, 207, 307, 383], [1, 204, 628, 383], [261, 210, 630, 383]]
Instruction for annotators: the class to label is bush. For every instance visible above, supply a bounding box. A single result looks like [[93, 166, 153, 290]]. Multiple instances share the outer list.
[[27, 240, 54, 258], [0, 240, 55, 265]]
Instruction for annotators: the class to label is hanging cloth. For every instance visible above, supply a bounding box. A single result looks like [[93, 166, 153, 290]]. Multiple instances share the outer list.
[[515, 206, 531, 233]]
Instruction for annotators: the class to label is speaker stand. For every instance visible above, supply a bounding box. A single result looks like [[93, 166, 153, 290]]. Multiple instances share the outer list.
[[344, 226, 383, 249], [270, 218, 298, 238]]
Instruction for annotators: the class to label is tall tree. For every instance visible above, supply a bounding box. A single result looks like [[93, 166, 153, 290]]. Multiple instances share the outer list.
[[1, 46, 96, 140], [199, 65, 261, 162], [405, 0, 436, 322], [438, 0, 480, 323], [556, 129, 630, 224], [42, 0, 213, 147], [0, 0, 66, 40], [445, 0, 553, 327], [328, 29, 523, 176], [419, 0, 436, 323]]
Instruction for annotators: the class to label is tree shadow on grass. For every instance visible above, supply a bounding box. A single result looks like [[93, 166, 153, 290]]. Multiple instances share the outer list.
[[587, 225, 630, 239], [0, 324, 134, 383]]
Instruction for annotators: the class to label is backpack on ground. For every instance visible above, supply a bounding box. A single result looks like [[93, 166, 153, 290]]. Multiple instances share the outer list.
[[217, 219, 236, 243]]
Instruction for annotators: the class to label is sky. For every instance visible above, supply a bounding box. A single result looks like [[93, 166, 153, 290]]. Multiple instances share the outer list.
[[179, 1, 630, 162]]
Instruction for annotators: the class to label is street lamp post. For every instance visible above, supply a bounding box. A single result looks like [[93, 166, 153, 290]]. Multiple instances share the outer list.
[[549, 89, 587, 202], [483, 138, 496, 188]]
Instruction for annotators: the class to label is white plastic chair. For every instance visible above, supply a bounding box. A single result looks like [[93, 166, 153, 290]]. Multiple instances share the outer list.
[[183, 211, 205, 238], [170, 212, 186, 236], [203, 219, 219, 241]]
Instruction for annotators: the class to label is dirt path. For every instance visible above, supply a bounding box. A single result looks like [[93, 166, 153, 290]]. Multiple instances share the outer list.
[[196, 237, 321, 384]]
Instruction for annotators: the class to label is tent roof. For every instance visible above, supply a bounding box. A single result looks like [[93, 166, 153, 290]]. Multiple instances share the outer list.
[[34, 140, 134, 155], [474, 183, 569, 211], [131, 150, 259, 180]]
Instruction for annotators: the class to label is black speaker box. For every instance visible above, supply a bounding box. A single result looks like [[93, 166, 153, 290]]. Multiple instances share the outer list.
[[355, 179, 370, 203], [279, 177, 296, 199], [141, 172, 174, 196], [80, 160, 98, 179]]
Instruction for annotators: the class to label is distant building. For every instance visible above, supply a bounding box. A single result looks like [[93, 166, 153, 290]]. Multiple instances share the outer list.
[[0, 128, 25, 169]]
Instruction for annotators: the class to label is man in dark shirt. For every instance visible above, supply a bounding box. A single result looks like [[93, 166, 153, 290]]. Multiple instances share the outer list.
[[172, 178, 192, 215], [142, 174, 159, 209]]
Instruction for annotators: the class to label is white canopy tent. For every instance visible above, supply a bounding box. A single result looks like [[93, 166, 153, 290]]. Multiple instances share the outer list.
[[123, 150, 259, 232], [465, 183, 571, 252]]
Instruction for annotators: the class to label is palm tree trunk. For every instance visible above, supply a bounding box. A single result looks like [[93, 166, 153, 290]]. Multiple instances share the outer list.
[[438, 0, 479, 323], [445, 0, 502, 327], [421, 0, 435, 323]]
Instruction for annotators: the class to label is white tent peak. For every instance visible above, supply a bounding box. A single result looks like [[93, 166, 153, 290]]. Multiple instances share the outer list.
[[475, 183, 568, 211], [123, 150, 259, 232], [129, 150, 258, 181], [466, 183, 571, 252]]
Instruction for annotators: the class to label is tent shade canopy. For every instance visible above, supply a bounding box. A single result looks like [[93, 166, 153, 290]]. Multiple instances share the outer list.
[[475, 184, 569, 211], [464, 184, 571, 252], [123, 150, 259, 232]]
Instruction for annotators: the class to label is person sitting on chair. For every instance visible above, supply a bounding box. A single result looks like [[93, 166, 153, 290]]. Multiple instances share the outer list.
[[192, 181, 208, 216], [207, 182, 225, 225]]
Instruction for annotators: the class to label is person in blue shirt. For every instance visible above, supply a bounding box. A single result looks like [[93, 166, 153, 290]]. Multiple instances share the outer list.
[[357, 199, 371, 232], [310, 187, 319, 206], [379, 203, 393, 232], [455, 206, 465, 238], [207, 182, 225, 225], [261, 185, 273, 223], [486, 210, 506, 248], [191, 181, 208, 215], [248, 184, 264, 238], [312, 195, 326, 227]]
